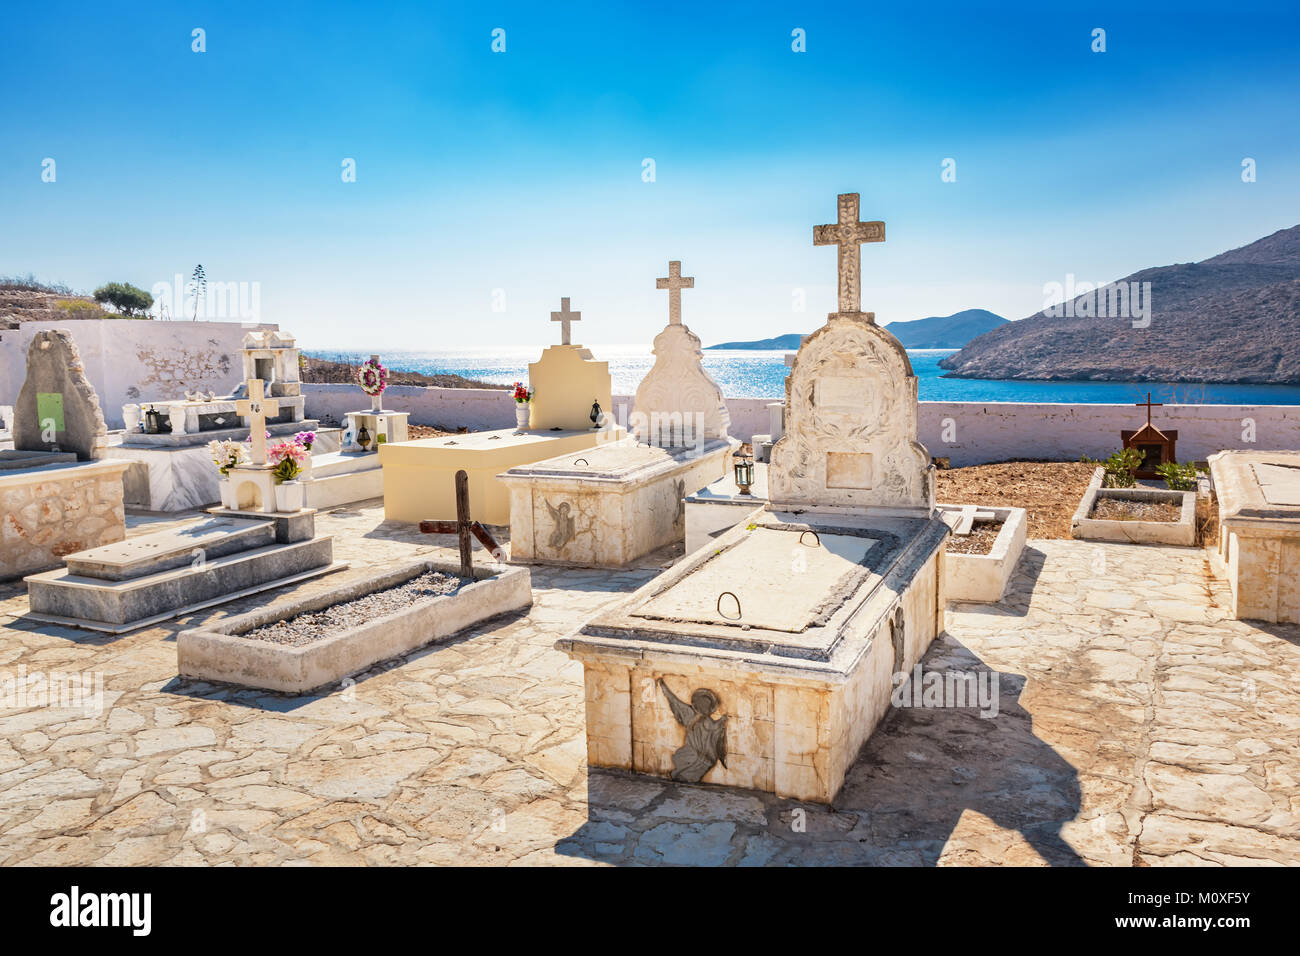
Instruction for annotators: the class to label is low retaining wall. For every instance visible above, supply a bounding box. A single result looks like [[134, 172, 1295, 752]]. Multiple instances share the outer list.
[[303, 384, 1300, 467]]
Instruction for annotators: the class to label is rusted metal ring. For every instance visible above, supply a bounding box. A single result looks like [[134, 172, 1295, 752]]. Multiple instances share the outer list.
[[799, 530, 820, 548], [573, 458, 589, 466], [716, 591, 742, 620]]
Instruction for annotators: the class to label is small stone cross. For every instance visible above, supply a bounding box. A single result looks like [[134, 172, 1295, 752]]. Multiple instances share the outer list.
[[551, 298, 581, 346], [235, 378, 280, 465], [813, 193, 885, 314], [656, 261, 695, 326]]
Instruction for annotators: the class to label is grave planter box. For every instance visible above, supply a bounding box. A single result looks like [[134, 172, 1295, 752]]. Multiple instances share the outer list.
[[937, 504, 1027, 603], [177, 558, 532, 694], [1070, 467, 1197, 546]]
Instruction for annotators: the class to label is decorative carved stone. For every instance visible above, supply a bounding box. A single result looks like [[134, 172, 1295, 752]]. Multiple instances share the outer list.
[[657, 678, 727, 782], [633, 261, 730, 445], [13, 329, 107, 461], [769, 314, 934, 512]]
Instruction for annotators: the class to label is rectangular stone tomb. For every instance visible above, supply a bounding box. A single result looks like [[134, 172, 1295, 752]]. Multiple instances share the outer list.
[[1209, 450, 1300, 623], [24, 511, 345, 633], [1071, 467, 1196, 546], [379, 426, 623, 526], [499, 438, 731, 567], [178, 558, 532, 694], [937, 504, 1028, 603], [120, 416, 317, 449], [557, 509, 948, 803]]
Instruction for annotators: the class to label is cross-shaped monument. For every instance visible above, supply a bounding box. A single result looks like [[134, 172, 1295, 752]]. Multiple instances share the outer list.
[[551, 297, 581, 346], [813, 193, 885, 316], [656, 260, 695, 326], [236, 378, 280, 465], [1135, 392, 1163, 426]]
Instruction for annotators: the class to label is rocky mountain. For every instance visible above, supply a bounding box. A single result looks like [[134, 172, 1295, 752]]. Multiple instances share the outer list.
[[883, 309, 1007, 348], [939, 226, 1300, 384], [706, 309, 1005, 351]]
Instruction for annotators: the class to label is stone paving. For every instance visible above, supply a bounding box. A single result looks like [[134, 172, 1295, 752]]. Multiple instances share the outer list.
[[0, 503, 1296, 866]]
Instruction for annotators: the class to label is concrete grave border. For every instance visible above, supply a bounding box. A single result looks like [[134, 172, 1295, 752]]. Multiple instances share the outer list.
[[937, 504, 1027, 603], [178, 557, 531, 694], [1071, 467, 1197, 546]]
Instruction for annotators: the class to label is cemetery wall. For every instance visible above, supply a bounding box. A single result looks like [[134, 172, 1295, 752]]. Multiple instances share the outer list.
[[303, 383, 1300, 465], [0, 319, 277, 430]]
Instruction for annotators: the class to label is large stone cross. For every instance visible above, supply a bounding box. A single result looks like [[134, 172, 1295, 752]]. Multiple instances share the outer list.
[[813, 193, 885, 314], [235, 378, 280, 465], [656, 260, 695, 326], [551, 297, 581, 346]]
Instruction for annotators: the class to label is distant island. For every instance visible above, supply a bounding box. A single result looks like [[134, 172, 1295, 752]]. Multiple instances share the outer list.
[[706, 309, 1008, 351], [940, 225, 1300, 384]]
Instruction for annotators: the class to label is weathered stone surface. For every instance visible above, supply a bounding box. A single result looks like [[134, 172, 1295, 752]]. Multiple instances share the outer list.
[[13, 329, 107, 460]]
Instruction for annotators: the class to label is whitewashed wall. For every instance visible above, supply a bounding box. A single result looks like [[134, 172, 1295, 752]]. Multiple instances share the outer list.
[[302, 384, 1300, 465], [0, 319, 277, 429]]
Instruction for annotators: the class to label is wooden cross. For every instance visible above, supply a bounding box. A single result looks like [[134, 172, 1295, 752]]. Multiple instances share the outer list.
[[813, 193, 885, 314], [418, 470, 506, 576], [551, 297, 581, 345], [1135, 392, 1163, 427], [656, 260, 694, 326], [235, 378, 280, 465]]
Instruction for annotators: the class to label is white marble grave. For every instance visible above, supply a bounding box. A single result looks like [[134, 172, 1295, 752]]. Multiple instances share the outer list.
[[558, 194, 950, 803]]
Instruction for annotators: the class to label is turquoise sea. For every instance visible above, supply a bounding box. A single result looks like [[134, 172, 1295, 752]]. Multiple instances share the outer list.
[[305, 347, 1300, 406]]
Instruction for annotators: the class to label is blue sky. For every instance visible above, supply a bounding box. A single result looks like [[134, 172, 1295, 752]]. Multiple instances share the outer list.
[[1, 1, 1297, 348]]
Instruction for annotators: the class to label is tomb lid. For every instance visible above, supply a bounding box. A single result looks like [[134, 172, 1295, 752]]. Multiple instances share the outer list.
[[1209, 450, 1300, 525]]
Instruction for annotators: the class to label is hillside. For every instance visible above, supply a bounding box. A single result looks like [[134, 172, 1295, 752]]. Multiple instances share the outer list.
[[939, 226, 1300, 384], [706, 309, 1004, 351], [0, 279, 111, 328], [883, 309, 1007, 348]]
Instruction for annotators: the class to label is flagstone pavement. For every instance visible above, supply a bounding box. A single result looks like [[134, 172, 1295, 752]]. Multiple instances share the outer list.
[[0, 502, 1296, 866]]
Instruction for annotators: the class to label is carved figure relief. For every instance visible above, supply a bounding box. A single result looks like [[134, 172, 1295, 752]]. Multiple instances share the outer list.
[[545, 499, 576, 550], [658, 678, 727, 782]]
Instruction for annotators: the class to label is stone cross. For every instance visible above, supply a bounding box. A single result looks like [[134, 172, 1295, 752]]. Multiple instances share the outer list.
[[813, 193, 885, 314], [235, 378, 280, 465], [1135, 392, 1163, 427], [551, 298, 581, 346], [656, 260, 695, 326]]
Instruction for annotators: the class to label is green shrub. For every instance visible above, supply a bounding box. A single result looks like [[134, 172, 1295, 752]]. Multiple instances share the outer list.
[[55, 299, 110, 319], [1156, 461, 1198, 490], [1082, 448, 1143, 488]]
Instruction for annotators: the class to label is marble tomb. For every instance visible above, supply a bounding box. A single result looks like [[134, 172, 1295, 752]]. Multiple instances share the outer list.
[[558, 194, 951, 803]]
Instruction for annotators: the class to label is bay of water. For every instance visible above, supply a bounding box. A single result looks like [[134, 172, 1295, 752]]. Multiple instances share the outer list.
[[306, 347, 1300, 405]]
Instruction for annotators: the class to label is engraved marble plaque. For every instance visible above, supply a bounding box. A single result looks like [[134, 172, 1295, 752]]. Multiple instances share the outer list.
[[826, 451, 873, 489], [816, 376, 867, 410]]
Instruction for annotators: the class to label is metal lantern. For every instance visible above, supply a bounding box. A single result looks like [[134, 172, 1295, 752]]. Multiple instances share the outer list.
[[590, 399, 604, 429], [734, 457, 755, 495], [143, 407, 167, 434], [356, 423, 372, 451]]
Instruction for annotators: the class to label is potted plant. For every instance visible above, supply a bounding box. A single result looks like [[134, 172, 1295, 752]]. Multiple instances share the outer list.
[[357, 357, 389, 412], [512, 381, 532, 429], [206, 439, 246, 508], [268, 440, 309, 512]]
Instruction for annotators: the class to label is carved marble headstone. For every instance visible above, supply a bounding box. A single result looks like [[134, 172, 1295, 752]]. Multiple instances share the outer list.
[[768, 194, 934, 513], [13, 329, 107, 461], [633, 261, 730, 445]]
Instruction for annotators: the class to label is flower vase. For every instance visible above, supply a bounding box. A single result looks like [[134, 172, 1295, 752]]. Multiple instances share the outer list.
[[370, 392, 383, 413], [274, 480, 304, 513], [218, 477, 236, 509], [515, 403, 530, 429]]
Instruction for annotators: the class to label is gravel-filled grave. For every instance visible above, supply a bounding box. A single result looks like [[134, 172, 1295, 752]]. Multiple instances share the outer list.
[[241, 571, 467, 646], [1090, 498, 1182, 522], [946, 522, 1001, 555]]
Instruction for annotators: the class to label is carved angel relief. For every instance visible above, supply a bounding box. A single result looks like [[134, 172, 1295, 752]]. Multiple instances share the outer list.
[[658, 678, 727, 783], [545, 499, 576, 550]]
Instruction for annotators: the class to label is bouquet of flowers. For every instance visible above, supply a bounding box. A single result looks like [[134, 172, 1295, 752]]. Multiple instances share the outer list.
[[207, 439, 247, 476], [295, 430, 317, 451], [268, 440, 309, 483], [357, 358, 389, 397], [512, 382, 531, 404]]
